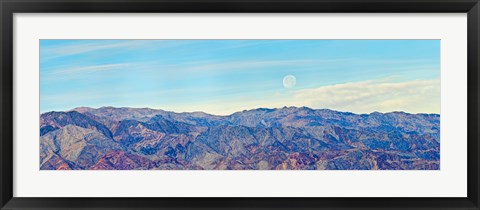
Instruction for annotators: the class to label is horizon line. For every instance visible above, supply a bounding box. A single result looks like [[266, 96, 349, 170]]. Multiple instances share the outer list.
[[40, 105, 441, 117]]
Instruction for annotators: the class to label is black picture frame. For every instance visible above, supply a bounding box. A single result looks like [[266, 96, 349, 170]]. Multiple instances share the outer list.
[[1, 0, 479, 209]]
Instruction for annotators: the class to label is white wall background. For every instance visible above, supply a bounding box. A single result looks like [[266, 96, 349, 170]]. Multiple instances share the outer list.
[[13, 13, 467, 197]]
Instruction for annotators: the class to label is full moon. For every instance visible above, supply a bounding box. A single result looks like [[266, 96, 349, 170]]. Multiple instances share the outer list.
[[283, 75, 296, 89]]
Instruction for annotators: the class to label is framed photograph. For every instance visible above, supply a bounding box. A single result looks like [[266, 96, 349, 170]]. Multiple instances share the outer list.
[[1, 0, 479, 209]]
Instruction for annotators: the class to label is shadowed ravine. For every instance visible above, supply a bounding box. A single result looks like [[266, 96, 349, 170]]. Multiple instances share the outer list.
[[39, 106, 440, 170]]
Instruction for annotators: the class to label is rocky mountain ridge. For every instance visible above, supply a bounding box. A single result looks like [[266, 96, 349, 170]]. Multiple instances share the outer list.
[[40, 106, 440, 170]]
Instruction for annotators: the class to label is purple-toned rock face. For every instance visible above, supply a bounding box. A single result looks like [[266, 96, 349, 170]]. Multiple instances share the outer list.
[[39, 106, 440, 170]]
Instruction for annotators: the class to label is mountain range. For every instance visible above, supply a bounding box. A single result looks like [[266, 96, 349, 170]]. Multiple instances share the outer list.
[[39, 106, 440, 170]]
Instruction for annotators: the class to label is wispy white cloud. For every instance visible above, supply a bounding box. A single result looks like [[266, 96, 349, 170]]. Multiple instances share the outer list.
[[148, 57, 438, 77], [291, 78, 440, 114], [40, 63, 137, 83], [46, 63, 133, 75], [43, 58, 340, 81], [41, 41, 137, 59], [183, 59, 314, 71], [152, 58, 352, 75], [40, 40, 193, 60], [221, 40, 268, 49], [41, 57, 438, 84]]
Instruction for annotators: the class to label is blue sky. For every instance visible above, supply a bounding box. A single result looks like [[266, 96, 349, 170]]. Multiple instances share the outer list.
[[40, 40, 440, 115]]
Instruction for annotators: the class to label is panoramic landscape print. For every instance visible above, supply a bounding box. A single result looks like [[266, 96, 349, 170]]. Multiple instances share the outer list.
[[40, 40, 440, 170]]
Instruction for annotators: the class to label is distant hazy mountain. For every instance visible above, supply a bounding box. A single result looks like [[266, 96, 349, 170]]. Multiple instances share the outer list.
[[39, 106, 440, 170]]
